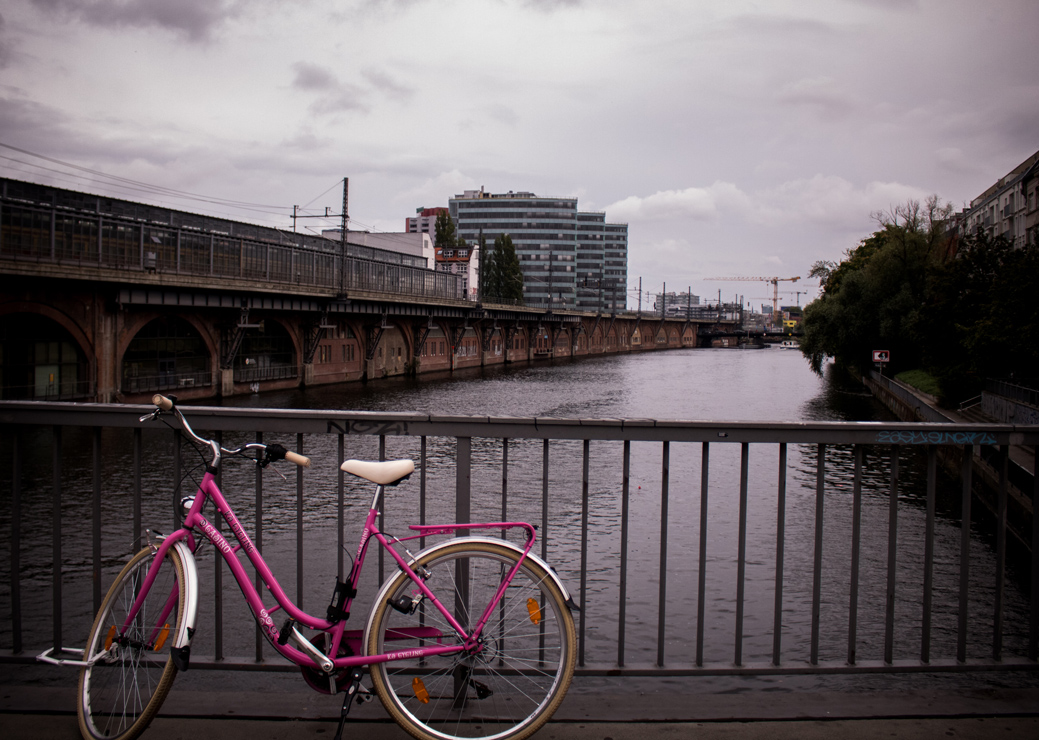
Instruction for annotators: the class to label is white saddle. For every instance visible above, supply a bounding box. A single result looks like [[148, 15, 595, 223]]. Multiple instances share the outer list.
[[340, 458, 415, 486]]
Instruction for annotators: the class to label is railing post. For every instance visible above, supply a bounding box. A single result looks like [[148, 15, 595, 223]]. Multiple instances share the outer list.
[[618, 440, 630, 667], [847, 444, 863, 665], [994, 445, 1008, 661], [810, 443, 825, 665], [92, 427, 102, 615], [456, 437, 471, 526], [11, 433, 22, 654], [214, 430, 223, 661], [657, 440, 669, 667], [884, 445, 900, 665], [256, 431, 265, 663], [51, 425, 62, 653], [958, 445, 973, 663], [696, 442, 709, 667], [922, 446, 937, 663], [1030, 445, 1038, 662], [772, 443, 787, 667], [735, 442, 748, 666], [579, 439, 590, 667]]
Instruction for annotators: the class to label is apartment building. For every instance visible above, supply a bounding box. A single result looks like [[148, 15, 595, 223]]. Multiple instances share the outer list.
[[963, 150, 1039, 248]]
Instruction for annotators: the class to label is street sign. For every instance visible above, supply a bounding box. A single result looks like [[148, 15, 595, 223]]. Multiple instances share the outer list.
[[872, 350, 890, 363]]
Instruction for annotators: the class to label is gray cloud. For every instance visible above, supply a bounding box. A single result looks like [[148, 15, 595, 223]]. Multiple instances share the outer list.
[[522, 0, 584, 10], [775, 77, 858, 121], [28, 0, 242, 42], [291, 62, 340, 92], [361, 68, 414, 102], [290, 62, 368, 114], [0, 13, 10, 69]]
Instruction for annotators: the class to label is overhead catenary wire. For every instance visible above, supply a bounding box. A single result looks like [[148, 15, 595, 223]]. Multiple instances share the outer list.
[[0, 142, 296, 223]]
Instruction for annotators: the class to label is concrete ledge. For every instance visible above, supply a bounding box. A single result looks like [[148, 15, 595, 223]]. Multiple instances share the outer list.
[[4, 686, 1038, 723]]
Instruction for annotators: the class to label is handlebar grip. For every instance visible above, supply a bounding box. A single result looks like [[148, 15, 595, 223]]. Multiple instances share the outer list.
[[284, 451, 311, 468], [153, 394, 174, 411]]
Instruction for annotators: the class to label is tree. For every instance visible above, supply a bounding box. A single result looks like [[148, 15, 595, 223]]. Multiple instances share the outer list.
[[480, 234, 523, 303], [800, 197, 953, 375], [478, 231, 499, 301], [922, 229, 1039, 403], [433, 211, 458, 250], [496, 234, 523, 303]]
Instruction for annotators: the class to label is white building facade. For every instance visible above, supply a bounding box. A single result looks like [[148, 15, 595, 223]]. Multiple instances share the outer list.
[[962, 150, 1039, 248]]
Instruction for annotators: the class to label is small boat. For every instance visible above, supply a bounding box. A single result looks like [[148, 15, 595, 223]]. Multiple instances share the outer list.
[[778, 340, 799, 350]]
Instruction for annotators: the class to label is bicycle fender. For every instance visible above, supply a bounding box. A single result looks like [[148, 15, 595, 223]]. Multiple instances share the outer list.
[[362, 537, 577, 653], [169, 539, 199, 670]]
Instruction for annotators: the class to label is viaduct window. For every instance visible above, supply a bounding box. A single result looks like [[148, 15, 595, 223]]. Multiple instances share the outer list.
[[0, 314, 90, 400], [122, 317, 211, 394]]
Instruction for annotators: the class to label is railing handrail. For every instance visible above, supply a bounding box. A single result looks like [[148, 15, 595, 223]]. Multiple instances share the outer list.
[[1, 400, 1035, 445]]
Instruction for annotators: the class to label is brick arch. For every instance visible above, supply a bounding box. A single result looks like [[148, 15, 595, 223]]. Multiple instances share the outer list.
[[118, 312, 219, 363], [0, 300, 93, 359]]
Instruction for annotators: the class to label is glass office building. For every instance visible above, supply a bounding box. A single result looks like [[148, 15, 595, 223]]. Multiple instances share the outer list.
[[449, 189, 627, 311]]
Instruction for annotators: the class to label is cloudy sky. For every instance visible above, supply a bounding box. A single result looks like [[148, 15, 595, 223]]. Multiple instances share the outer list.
[[1, 0, 1036, 308]]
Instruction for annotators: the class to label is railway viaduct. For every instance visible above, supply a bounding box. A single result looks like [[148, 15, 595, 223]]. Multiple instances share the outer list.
[[0, 177, 738, 403]]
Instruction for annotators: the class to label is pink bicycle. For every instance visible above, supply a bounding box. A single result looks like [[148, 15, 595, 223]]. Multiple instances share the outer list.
[[43, 395, 577, 740]]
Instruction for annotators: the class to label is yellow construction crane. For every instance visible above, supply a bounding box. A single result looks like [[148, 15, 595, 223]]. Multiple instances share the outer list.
[[705, 276, 801, 326]]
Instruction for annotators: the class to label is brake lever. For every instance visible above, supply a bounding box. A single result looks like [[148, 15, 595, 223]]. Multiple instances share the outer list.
[[139, 410, 160, 423], [257, 448, 289, 481]]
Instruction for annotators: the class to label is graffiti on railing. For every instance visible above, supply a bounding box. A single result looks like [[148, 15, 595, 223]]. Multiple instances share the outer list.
[[341, 419, 411, 436], [875, 429, 998, 446]]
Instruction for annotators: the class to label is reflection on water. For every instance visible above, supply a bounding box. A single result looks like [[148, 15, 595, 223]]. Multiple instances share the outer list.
[[1, 349, 1033, 692]]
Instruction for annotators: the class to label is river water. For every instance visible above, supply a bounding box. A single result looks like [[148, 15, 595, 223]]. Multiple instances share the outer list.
[[2, 347, 1034, 697], [219, 349, 1032, 674]]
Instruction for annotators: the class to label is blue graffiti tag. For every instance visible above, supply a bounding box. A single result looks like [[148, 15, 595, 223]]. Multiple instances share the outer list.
[[875, 430, 998, 446]]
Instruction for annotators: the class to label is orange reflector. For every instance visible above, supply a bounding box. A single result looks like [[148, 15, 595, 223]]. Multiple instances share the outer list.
[[413, 677, 430, 704], [526, 598, 541, 625], [104, 626, 116, 651], [153, 624, 170, 651]]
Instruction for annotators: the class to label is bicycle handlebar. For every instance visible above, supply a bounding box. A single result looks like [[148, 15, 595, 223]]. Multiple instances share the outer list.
[[150, 394, 311, 468]]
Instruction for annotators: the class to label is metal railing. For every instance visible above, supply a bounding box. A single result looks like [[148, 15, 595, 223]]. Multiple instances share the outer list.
[[0, 193, 464, 302], [0, 401, 1036, 678], [988, 380, 1039, 410]]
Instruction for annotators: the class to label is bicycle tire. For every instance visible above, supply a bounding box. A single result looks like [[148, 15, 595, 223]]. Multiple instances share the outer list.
[[367, 541, 576, 740], [78, 545, 187, 740]]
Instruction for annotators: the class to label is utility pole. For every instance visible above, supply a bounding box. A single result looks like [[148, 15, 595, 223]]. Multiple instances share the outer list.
[[286, 177, 349, 297], [339, 177, 348, 299]]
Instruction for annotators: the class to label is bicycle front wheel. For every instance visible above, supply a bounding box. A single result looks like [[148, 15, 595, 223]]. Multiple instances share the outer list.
[[368, 541, 577, 740], [78, 545, 187, 740]]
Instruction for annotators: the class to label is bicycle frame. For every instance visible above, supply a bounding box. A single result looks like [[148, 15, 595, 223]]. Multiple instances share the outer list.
[[125, 468, 540, 675]]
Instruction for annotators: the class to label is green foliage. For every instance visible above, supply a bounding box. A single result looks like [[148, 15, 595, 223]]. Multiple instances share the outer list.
[[800, 223, 938, 375], [801, 195, 1039, 406], [433, 211, 457, 250], [922, 229, 1039, 403], [895, 369, 941, 397], [481, 233, 523, 303]]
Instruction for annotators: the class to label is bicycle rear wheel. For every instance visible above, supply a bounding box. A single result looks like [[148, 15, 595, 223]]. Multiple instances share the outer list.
[[367, 541, 576, 740], [78, 545, 187, 740]]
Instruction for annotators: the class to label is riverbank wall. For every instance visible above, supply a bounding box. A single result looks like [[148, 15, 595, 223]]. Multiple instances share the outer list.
[[863, 371, 1035, 555]]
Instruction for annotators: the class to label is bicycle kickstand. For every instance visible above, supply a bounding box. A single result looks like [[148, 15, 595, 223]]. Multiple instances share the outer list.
[[333, 667, 370, 740]]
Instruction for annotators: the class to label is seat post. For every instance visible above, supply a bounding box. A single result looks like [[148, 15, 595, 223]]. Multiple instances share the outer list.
[[369, 484, 385, 512]]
